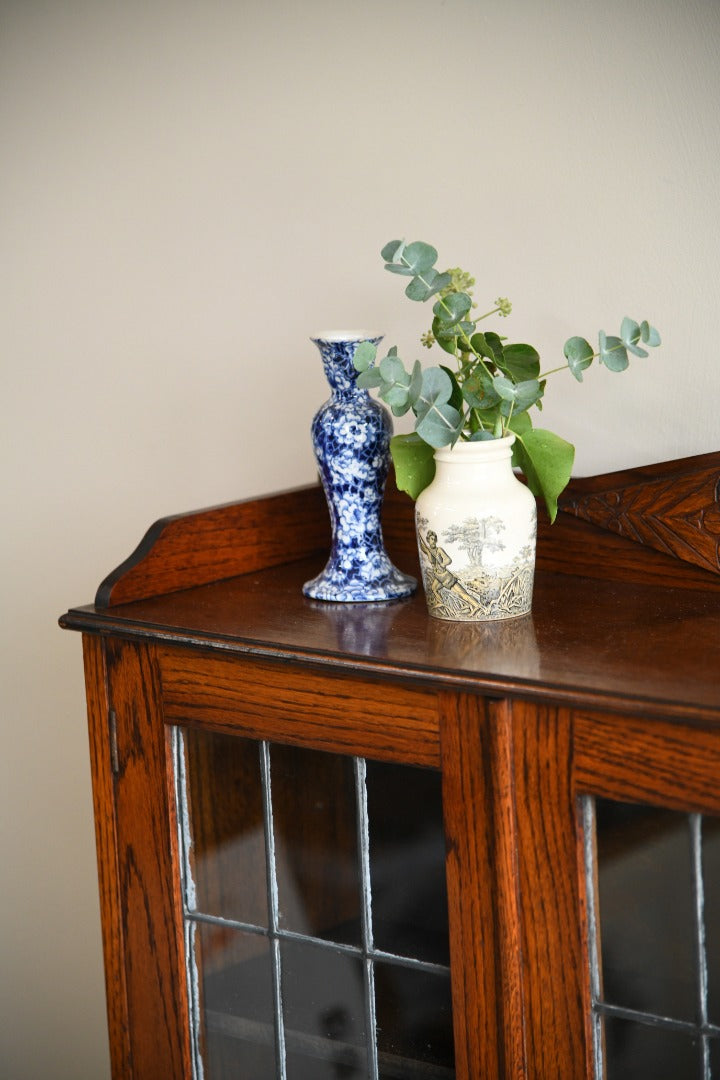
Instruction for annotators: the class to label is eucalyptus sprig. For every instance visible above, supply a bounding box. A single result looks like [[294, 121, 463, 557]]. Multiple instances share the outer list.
[[354, 239, 661, 520]]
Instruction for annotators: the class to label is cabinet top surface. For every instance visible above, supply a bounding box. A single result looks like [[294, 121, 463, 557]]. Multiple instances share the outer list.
[[62, 552, 720, 723]]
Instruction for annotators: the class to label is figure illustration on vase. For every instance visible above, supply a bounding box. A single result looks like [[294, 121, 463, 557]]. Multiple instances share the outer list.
[[417, 513, 536, 622]]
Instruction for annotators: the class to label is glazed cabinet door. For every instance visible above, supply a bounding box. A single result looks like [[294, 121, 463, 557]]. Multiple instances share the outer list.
[[87, 638, 494, 1079], [574, 710, 720, 1079]]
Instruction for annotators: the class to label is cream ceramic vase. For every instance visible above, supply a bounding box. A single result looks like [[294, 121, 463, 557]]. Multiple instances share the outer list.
[[414, 436, 537, 622]]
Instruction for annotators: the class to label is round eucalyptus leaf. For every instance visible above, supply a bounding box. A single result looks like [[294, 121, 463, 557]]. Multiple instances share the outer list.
[[405, 269, 452, 302], [416, 366, 454, 412], [402, 241, 439, 275], [599, 334, 629, 372], [352, 340, 377, 372], [621, 317, 648, 358], [381, 240, 403, 262], [492, 375, 517, 403], [563, 336, 594, 382], [641, 321, 662, 347], [416, 402, 463, 448], [433, 291, 472, 326]]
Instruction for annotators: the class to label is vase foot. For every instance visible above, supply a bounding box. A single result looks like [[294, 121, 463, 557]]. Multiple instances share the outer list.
[[303, 559, 416, 603]]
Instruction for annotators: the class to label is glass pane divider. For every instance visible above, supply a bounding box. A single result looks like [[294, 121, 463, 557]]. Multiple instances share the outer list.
[[260, 740, 287, 1080], [355, 755, 380, 1080], [594, 1000, 720, 1040], [582, 795, 605, 1079], [172, 728, 204, 1080], [690, 813, 712, 1079], [182, 908, 452, 976]]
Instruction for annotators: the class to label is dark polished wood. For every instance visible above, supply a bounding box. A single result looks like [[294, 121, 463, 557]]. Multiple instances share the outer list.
[[61, 451, 720, 1079], [558, 450, 720, 577]]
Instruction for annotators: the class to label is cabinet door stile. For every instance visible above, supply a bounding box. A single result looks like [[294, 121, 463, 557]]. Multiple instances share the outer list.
[[82, 635, 133, 1079], [105, 638, 192, 1078], [511, 700, 589, 1078], [440, 691, 503, 1078]]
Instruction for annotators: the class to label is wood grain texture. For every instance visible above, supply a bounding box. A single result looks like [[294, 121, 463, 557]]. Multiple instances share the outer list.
[[573, 710, 720, 814], [486, 700, 528, 1078], [510, 700, 589, 1079], [558, 451, 720, 577], [96, 484, 329, 607], [440, 691, 501, 1078], [105, 639, 191, 1078], [159, 646, 441, 767], [94, 452, 720, 611], [81, 636, 132, 1079]]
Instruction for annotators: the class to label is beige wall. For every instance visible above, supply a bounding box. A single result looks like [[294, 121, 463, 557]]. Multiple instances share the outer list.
[[2, 1, 718, 1075]]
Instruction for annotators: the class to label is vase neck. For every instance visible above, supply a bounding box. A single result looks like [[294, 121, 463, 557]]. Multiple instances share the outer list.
[[312, 333, 383, 395]]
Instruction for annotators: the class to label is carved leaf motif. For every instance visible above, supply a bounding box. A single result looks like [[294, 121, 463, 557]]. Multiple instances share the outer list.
[[559, 459, 720, 576]]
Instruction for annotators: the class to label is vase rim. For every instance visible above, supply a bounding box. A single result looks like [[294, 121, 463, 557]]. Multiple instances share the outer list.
[[434, 435, 515, 462], [311, 330, 383, 343]]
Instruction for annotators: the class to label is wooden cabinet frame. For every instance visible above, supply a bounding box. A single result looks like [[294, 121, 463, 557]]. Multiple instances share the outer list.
[[62, 453, 720, 1079]]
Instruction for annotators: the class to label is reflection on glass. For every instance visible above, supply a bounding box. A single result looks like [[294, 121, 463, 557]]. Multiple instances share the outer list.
[[177, 728, 455, 1078], [375, 962, 455, 1078], [197, 924, 276, 1078], [281, 938, 367, 1079], [272, 744, 362, 946], [367, 760, 450, 966], [596, 799, 697, 1022], [181, 728, 268, 926], [602, 1016, 702, 1080]]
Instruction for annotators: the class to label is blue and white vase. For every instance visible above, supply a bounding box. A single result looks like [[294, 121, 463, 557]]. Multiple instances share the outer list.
[[303, 331, 416, 603]]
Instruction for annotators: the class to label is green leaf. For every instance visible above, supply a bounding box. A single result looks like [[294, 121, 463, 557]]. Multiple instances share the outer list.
[[463, 369, 501, 410], [483, 331, 506, 364], [381, 240, 403, 262], [385, 240, 438, 277], [493, 376, 517, 403], [405, 269, 452, 302], [377, 354, 412, 411], [493, 376, 543, 416], [640, 320, 662, 347], [353, 340, 377, 373], [620, 317, 649, 358], [440, 365, 464, 413], [408, 359, 423, 404], [433, 291, 472, 326], [501, 344, 540, 381], [599, 332, 629, 372], [469, 331, 498, 362], [356, 367, 384, 389], [416, 404, 463, 448], [563, 336, 594, 382], [514, 428, 575, 523], [414, 368, 463, 447], [390, 433, 436, 500]]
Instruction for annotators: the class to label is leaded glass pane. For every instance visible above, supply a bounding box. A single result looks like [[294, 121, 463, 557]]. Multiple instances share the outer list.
[[374, 961, 455, 1078], [281, 937, 368, 1078], [602, 1015, 703, 1079], [180, 727, 268, 926], [366, 760, 450, 966], [272, 744, 362, 946], [198, 924, 276, 1077], [586, 797, 720, 1079], [595, 799, 697, 1022]]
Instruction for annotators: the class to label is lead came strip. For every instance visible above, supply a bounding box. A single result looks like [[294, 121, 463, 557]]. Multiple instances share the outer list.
[[260, 740, 287, 1079]]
